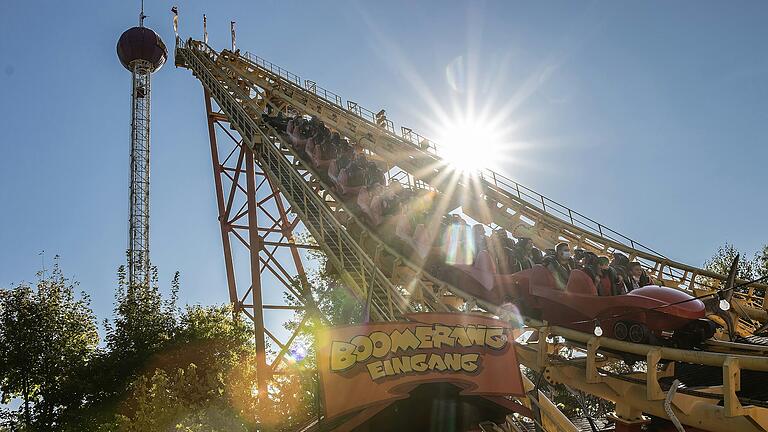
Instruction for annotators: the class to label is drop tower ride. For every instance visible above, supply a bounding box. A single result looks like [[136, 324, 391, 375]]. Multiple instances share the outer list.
[[116, 10, 167, 287]]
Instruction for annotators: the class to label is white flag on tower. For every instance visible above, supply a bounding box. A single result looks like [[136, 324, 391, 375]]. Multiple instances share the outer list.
[[203, 14, 208, 44], [171, 6, 179, 35]]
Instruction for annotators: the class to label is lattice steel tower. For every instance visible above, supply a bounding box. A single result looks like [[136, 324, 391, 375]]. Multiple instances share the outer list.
[[117, 14, 167, 287]]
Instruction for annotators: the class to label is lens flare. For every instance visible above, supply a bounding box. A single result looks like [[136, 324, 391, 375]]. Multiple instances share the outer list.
[[288, 344, 308, 362], [443, 221, 474, 265], [498, 302, 524, 329]]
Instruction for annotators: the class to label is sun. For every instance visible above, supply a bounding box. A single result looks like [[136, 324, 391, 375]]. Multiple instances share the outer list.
[[436, 117, 504, 173]]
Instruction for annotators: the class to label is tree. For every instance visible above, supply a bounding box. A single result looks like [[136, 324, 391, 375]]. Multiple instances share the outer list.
[[0, 257, 99, 430], [114, 365, 250, 432], [106, 266, 179, 364], [703, 243, 756, 281], [702, 242, 768, 299], [54, 266, 184, 431], [754, 244, 768, 280], [113, 306, 258, 432], [84, 266, 179, 413]]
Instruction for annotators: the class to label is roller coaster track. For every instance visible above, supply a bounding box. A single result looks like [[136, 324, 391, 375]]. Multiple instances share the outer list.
[[205, 43, 768, 329], [175, 39, 768, 431], [250, 54, 768, 326]]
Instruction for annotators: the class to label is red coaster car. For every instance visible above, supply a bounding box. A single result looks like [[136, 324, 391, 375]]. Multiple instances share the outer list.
[[444, 265, 715, 348]]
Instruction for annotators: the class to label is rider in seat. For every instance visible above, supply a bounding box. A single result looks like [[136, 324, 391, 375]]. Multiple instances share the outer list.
[[489, 229, 516, 274], [598, 256, 626, 296], [544, 242, 573, 290], [510, 238, 535, 272], [627, 262, 652, 291]]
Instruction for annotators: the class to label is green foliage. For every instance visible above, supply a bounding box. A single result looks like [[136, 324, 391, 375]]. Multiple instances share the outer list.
[[0, 257, 99, 430], [110, 296, 321, 432], [114, 365, 249, 432], [0, 261, 267, 432], [0, 237, 353, 432], [86, 303, 260, 432], [755, 244, 768, 280], [112, 303, 259, 432], [702, 242, 768, 297], [266, 232, 354, 430], [106, 265, 179, 360], [286, 232, 362, 328], [74, 266, 181, 428], [703, 243, 756, 281]]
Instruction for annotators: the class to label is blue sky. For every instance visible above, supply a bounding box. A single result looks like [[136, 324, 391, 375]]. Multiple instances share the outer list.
[[1, 1, 767, 328]]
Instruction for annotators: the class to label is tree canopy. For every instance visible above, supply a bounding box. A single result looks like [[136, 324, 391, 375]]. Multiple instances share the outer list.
[[0, 252, 330, 431], [0, 261, 263, 431], [0, 258, 98, 431], [702, 242, 768, 298]]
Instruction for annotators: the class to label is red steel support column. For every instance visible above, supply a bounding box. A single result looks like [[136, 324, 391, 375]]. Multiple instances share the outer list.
[[245, 148, 269, 392], [266, 175, 311, 296], [205, 91, 240, 310]]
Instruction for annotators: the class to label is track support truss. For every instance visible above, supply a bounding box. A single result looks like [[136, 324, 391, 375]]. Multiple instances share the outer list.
[[205, 91, 317, 390]]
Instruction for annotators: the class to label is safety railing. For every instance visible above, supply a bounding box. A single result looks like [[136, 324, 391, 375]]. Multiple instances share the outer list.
[[242, 52, 302, 86], [477, 169, 666, 258], [478, 168, 766, 304], [401, 127, 438, 154], [242, 50, 396, 134], [346, 102, 395, 134], [304, 80, 343, 107]]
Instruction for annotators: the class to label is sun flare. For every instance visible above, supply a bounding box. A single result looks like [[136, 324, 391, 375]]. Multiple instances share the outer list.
[[437, 117, 504, 173]]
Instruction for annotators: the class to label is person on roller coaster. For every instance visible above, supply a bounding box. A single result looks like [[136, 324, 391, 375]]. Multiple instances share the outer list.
[[305, 120, 327, 158], [310, 133, 332, 169], [489, 229, 516, 274], [377, 182, 404, 219], [544, 242, 573, 290], [610, 252, 632, 291], [353, 155, 370, 185], [364, 161, 385, 186], [597, 255, 625, 296], [471, 224, 489, 264], [358, 181, 379, 214], [531, 246, 544, 265], [298, 117, 314, 139], [573, 247, 587, 269], [338, 154, 367, 192], [261, 112, 288, 133], [327, 130, 342, 152], [329, 139, 354, 181], [579, 252, 600, 285], [628, 261, 653, 291], [510, 238, 536, 272]]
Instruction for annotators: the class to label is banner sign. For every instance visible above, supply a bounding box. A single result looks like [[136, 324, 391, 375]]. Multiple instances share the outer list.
[[317, 312, 524, 420]]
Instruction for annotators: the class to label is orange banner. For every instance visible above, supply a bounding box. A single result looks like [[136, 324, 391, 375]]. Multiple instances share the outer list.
[[317, 312, 525, 420]]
